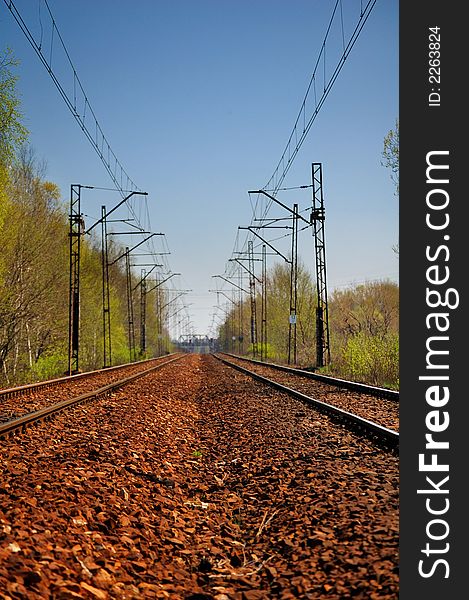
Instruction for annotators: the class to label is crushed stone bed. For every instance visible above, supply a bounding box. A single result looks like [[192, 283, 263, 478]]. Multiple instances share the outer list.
[[0, 354, 398, 599]]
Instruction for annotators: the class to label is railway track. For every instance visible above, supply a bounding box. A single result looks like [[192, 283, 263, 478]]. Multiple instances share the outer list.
[[218, 352, 399, 434], [0, 353, 185, 437], [219, 352, 399, 400], [0, 354, 180, 401], [1, 351, 398, 451], [214, 354, 398, 451], [0, 354, 398, 598]]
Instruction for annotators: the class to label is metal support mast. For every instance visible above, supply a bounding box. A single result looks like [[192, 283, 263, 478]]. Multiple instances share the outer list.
[[68, 184, 85, 374], [248, 240, 258, 358], [155, 274, 163, 356], [311, 163, 330, 367], [125, 248, 136, 362], [261, 244, 267, 362], [238, 266, 244, 355], [288, 203, 299, 365], [144, 272, 181, 357], [101, 206, 112, 367], [68, 188, 148, 372], [247, 191, 310, 366], [140, 269, 147, 356], [231, 290, 236, 353]]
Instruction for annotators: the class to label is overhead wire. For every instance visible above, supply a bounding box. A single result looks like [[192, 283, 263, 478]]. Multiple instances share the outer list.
[[219, 0, 378, 301], [262, 0, 377, 210], [4, 0, 195, 332], [3, 0, 139, 196]]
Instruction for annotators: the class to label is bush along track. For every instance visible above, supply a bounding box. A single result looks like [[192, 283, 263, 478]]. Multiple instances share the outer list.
[[0, 354, 398, 599]]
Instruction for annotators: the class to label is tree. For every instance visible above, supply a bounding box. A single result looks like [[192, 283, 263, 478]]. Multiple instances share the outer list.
[[0, 49, 171, 384], [265, 261, 316, 364], [216, 270, 399, 387], [216, 260, 317, 365], [0, 49, 28, 207], [382, 118, 399, 195], [329, 280, 399, 387], [0, 149, 69, 382], [382, 118, 399, 255]]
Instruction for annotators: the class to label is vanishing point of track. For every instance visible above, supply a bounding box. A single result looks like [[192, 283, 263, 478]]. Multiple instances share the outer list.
[[1, 353, 398, 451]]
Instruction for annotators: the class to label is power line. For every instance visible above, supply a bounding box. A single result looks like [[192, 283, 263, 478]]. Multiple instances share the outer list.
[[4, 0, 165, 258], [4, 0, 139, 196], [5, 1, 196, 333], [4, 1, 184, 272], [226, 0, 378, 276], [263, 0, 377, 202]]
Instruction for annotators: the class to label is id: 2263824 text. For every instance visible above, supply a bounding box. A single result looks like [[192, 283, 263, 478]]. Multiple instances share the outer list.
[[428, 26, 441, 107]]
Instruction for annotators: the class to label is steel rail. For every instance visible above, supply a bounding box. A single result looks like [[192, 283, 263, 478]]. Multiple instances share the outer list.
[[0, 354, 186, 439], [214, 354, 399, 450], [218, 352, 399, 401], [0, 354, 179, 401]]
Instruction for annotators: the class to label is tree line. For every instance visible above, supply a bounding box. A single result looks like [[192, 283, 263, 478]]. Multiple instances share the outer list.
[[216, 260, 399, 389], [0, 50, 172, 386]]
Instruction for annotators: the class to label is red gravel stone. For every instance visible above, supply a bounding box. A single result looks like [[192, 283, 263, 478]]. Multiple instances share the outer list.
[[0, 354, 398, 598]]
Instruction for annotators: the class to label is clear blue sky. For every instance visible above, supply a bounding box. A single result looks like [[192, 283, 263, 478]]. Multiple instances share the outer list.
[[2, 0, 398, 337]]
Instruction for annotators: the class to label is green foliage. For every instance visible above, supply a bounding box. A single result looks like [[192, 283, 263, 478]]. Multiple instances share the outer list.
[[0, 150, 68, 383], [330, 281, 399, 340], [0, 49, 28, 216], [0, 49, 28, 156], [245, 342, 270, 359], [259, 261, 316, 365], [257, 342, 276, 361], [110, 308, 132, 365], [0, 47, 399, 389], [328, 280, 399, 388], [217, 268, 399, 389], [341, 331, 399, 389], [0, 145, 171, 385], [382, 118, 399, 195], [30, 349, 68, 382]]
